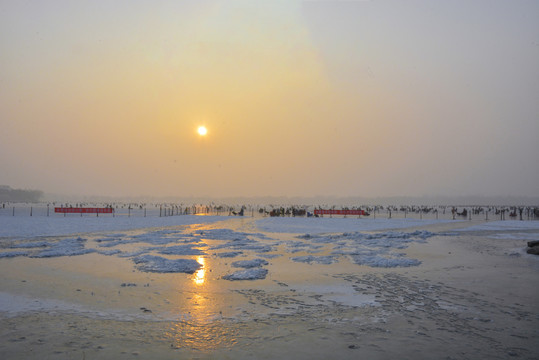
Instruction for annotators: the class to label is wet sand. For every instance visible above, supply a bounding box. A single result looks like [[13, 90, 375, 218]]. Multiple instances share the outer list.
[[0, 217, 538, 359]]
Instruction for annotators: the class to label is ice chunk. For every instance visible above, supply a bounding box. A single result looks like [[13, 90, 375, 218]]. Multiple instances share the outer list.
[[223, 268, 268, 281]]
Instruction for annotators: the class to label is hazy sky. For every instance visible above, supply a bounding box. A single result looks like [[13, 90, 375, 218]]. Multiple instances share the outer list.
[[1, 0, 538, 198]]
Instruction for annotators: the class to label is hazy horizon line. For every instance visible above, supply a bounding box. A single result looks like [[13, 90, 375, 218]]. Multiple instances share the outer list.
[[41, 192, 539, 206]]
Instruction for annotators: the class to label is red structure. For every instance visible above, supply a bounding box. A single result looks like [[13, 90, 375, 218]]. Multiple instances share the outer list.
[[55, 207, 113, 214], [314, 209, 367, 216]]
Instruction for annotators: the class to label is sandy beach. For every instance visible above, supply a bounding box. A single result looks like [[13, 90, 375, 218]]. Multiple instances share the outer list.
[[0, 214, 538, 359]]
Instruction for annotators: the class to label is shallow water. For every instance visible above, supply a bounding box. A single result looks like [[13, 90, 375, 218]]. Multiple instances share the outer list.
[[0, 217, 538, 359]]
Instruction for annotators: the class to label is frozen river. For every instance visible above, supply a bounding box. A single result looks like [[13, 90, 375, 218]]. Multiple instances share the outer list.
[[0, 214, 538, 359]]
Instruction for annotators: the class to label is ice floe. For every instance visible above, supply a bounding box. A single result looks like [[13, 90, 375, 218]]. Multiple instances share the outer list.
[[96, 249, 123, 256], [156, 244, 207, 256], [0, 217, 457, 282], [223, 268, 268, 281], [211, 238, 274, 253], [133, 255, 201, 273], [9, 241, 50, 249], [231, 258, 269, 268], [290, 255, 338, 265], [96, 239, 131, 248], [0, 251, 29, 258], [284, 240, 323, 254], [215, 251, 244, 258], [31, 237, 96, 258], [290, 230, 432, 268]]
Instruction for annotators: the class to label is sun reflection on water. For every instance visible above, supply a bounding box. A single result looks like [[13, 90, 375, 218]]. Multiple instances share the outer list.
[[194, 257, 205, 286], [165, 243, 238, 351]]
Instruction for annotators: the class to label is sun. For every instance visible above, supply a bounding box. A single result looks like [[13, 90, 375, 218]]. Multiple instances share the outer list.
[[197, 126, 208, 136]]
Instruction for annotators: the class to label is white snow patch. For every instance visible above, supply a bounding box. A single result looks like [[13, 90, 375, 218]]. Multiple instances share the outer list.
[[486, 232, 539, 240], [0, 215, 227, 238], [457, 220, 539, 232]]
